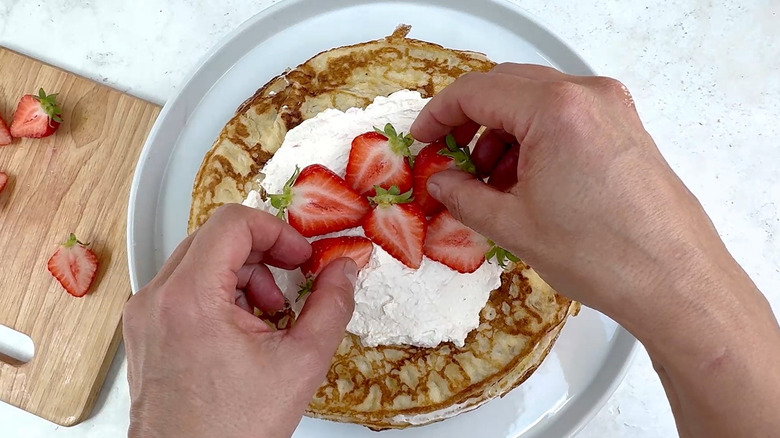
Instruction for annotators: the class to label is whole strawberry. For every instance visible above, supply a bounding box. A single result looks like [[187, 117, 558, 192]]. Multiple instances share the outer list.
[[10, 88, 64, 139], [0, 172, 8, 194], [47, 233, 99, 297]]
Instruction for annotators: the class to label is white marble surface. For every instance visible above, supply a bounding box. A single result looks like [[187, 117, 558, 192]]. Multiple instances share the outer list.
[[1, 0, 778, 437]]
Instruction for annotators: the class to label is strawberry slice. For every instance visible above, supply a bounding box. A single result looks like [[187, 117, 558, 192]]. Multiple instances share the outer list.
[[423, 210, 492, 273], [413, 134, 476, 217], [363, 186, 427, 269], [0, 172, 8, 194], [346, 123, 414, 196], [0, 115, 12, 146], [10, 88, 64, 139], [47, 233, 99, 297], [300, 236, 374, 277], [270, 164, 370, 237]]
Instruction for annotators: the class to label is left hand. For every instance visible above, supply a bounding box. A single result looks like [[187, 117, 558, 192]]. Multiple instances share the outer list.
[[123, 204, 357, 438]]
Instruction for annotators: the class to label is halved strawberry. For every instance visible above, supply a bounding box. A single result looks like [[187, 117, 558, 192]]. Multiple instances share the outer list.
[[0, 115, 12, 146], [270, 164, 370, 237], [423, 210, 492, 273], [10, 89, 63, 139], [346, 123, 414, 196], [47, 233, 99, 297], [413, 134, 476, 217], [0, 172, 8, 194], [363, 186, 427, 269], [301, 236, 374, 277]]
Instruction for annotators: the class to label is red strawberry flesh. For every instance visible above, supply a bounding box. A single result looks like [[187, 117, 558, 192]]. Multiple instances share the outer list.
[[0, 116, 12, 146], [363, 186, 427, 269], [10, 89, 63, 139], [424, 210, 491, 274], [412, 140, 455, 216], [47, 233, 98, 297], [271, 164, 370, 237], [346, 123, 414, 196], [301, 236, 374, 277]]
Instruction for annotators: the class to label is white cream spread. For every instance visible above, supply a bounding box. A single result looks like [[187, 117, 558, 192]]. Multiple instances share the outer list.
[[242, 90, 503, 348]]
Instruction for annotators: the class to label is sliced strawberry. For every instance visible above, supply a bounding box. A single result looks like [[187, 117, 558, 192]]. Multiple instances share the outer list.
[[346, 123, 414, 196], [47, 233, 99, 297], [300, 236, 374, 277], [270, 164, 370, 237], [10, 89, 63, 139], [413, 134, 477, 217], [423, 210, 492, 274], [363, 186, 427, 269], [0, 115, 12, 146], [0, 172, 7, 194]]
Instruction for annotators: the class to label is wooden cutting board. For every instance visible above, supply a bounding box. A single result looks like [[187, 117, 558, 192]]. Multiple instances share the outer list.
[[0, 47, 161, 426]]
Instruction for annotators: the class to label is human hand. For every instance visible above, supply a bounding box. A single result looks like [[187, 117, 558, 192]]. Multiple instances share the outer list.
[[123, 204, 357, 438], [411, 64, 780, 438], [411, 63, 748, 326]]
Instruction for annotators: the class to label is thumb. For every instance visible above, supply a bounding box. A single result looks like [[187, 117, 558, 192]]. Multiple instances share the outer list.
[[428, 169, 519, 243], [289, 258, 356, 362]]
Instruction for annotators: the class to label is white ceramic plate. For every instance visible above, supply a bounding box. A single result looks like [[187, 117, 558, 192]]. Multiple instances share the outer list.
[[127, 0, 637, 436]]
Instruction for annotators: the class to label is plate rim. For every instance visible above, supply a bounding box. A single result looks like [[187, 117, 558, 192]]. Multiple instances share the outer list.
[[126, 0, 638, 436]]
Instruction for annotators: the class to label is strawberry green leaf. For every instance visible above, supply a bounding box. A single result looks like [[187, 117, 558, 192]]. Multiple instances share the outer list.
[[375, 123, 415, 164], [369, 185, 414, 206], [268, 166, 300, 219], [485, 239, 520, 268], [439, 134, 476, 175]]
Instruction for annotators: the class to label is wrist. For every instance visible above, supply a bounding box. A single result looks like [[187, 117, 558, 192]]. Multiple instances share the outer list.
[[610, 244, 779, 363]]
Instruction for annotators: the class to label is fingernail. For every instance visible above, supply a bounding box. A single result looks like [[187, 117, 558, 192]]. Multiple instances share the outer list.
[[343, 260, 358, 288], [427, 180, 441, 200]]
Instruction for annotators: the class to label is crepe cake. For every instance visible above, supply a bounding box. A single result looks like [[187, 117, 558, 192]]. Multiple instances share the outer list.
[[188, 25, 579, 430]]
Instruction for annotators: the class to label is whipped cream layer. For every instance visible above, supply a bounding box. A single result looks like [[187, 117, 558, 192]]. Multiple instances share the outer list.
[[243, 90, 502, 348]]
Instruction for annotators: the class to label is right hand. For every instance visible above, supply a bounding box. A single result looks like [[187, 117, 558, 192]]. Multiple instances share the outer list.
[[411, 63, 780, 438], [411, 63, 750, 326]]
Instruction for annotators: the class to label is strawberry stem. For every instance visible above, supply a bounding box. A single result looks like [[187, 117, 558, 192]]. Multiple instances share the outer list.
[[485, 239, 520, 268], [296, 278, 314, 302], [439, 134, 476, 175], [62, 233, 88, 248], [268, 166, 301, 219], [35, 88, 64, 124], [374, 123, 415, 165], [368, 185, 414, 206]]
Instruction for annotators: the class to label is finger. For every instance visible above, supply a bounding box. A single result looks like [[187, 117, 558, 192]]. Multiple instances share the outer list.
[[236, 264, 286, 313], [288, 258, 356, 362], [411, 72, 541, 143], [471, 129, 514, 177], [140, 230, 198, 293], [427, 170, 520, 243], [177, 204, 311, 300], [234, 290, 252, 313], [487, 143, 521, 192], [489, 62, 575, 81]]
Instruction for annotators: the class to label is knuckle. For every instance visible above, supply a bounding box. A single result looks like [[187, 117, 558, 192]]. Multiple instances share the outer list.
[[545, 81, 591, 124], [492, 62, 519, 73], [456, 71, 485, 87], [592, 76, 630, 95], [212, 202, 244, 221]]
